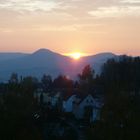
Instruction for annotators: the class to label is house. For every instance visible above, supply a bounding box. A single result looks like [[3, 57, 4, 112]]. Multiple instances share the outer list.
[[63, 95, 77, 112], [63, 94, 103, 122], [34, 89, 61, 107]]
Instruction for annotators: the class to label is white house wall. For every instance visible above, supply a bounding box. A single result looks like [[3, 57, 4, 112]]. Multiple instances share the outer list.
[[93, 108, 101, 121], [63, 95, 76, 112], [73, 95, 96, 119]]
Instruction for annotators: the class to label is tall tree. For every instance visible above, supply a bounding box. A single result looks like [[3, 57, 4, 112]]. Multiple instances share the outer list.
[[41, 74, 52, 92], [78, 65, 95, 94], [99, 56, 140, 140], [53, 75, 73, 89], [9, 73, 18, 84]]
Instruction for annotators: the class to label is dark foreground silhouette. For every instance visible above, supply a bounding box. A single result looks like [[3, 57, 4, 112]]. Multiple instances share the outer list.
[[0, 55, 140, 140]]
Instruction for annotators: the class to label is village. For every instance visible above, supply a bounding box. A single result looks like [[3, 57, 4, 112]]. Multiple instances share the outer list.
[[1, 57, 140, 140], [34, 87, 104, 140], [34, 87, 103, 122]]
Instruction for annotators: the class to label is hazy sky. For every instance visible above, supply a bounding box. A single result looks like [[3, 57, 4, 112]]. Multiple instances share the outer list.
[[0, 0, 140, 55]]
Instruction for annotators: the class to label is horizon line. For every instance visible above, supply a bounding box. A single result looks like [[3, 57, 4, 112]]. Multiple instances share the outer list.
[[0, 48, 139, 57]]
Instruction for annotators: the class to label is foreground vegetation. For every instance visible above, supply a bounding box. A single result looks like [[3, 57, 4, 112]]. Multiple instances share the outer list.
[[0, 55, 140, 140]]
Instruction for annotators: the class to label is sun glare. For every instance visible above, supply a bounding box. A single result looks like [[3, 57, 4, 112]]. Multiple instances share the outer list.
[[69, 52, 82, 60]]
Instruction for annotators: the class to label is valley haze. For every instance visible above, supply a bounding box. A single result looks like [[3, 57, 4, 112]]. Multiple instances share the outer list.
[[0, 48, 116, 82]]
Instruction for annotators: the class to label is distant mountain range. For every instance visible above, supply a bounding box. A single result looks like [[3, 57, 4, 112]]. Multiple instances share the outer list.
[[0, 48, 116, 82]]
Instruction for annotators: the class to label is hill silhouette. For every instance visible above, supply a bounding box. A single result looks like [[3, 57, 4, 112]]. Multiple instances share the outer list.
[[0, 48, 116, 82]]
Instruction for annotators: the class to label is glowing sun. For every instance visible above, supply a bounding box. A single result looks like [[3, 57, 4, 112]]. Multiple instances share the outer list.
[[69, 52, 82, 60]]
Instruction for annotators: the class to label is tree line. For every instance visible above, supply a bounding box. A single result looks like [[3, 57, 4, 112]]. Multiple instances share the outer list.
[[0, 55, 140, 140], [88, 56, 140, 140]]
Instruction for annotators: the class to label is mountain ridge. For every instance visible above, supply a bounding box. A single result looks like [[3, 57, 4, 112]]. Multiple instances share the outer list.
[[0, 48, 117, 82]]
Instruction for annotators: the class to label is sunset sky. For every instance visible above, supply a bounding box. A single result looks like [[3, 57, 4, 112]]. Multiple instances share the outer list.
[[0, 0, 140, 56]]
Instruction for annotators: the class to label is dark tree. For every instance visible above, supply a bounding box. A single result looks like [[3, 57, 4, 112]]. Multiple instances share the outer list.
[[98, 56, 140, 140], [78, 65, 95, 95], [53, 75, 73, 89], [41, 74, 52, 92], [9, 73, 18, 84]]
